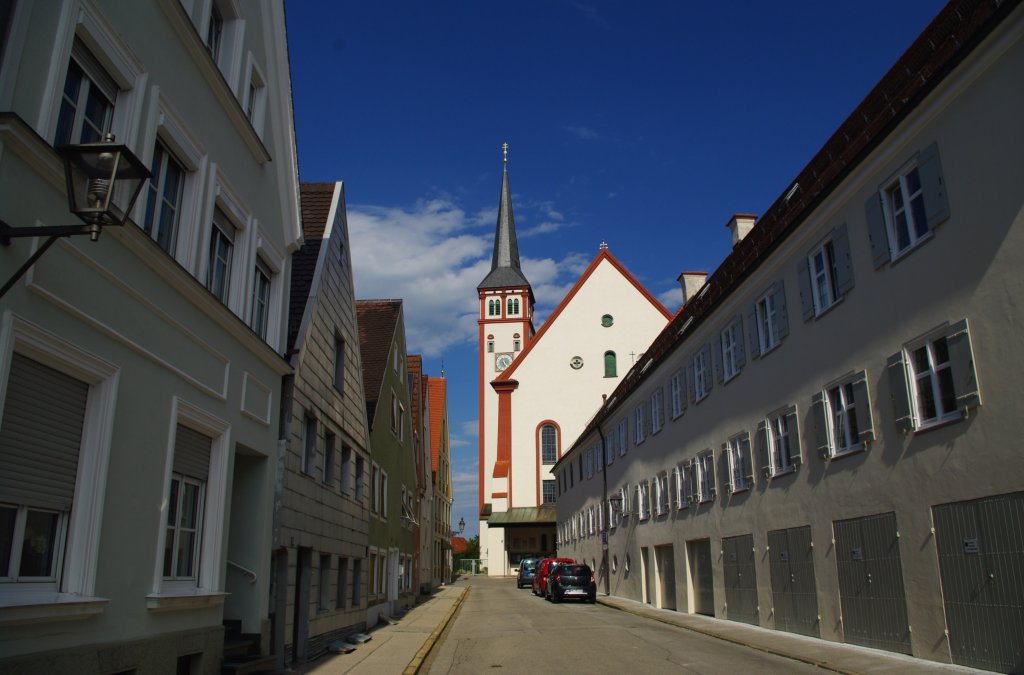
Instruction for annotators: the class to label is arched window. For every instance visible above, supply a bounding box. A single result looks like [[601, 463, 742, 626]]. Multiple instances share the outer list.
[[488, 299, 499, 316], [513, 298, 520, 314], [604, 351, 617, 378], [601, 314, 614, 327], [541, 424, 558, 464]]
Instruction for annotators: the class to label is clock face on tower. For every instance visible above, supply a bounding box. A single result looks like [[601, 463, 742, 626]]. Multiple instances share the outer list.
[[495, 353, 513, 371]]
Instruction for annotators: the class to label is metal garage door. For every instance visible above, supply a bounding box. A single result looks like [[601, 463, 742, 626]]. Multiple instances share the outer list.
[[833, 512, 911, 654], [933, 491, 1024, 673], [723, 533, 758, 626], [768, 525, 819, 637]]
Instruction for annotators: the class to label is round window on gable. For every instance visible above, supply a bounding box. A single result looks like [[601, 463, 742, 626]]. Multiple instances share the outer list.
[[601, 314, 614, 327]]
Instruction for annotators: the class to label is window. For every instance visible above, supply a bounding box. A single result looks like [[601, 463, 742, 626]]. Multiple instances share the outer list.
[[866, 143, 949, 265], [604, 351, 617, 378], [619, 484, 630, 518], [692, 345, 711, 402], [301, 415, 317, 475], [670, 367, 686, 419], [507, 298, 519, 315], [243, 57, 267, 135], [694, 451, 715, 503], [888, 319, 979, 433], [605, 430, 615, 466], [638, 481, 651, 520], [487, 340, 494, 353], [601, 314, 614, 327], [812, 371, 874, 459], [617, 418, 627, 456], [355, 456, 365, 502], [334, 337, 346, 394], [371, 464, 380, 514], [542, 480, 556, 504], [380, 471, 388, 519], [650, 388, 664, 434], [724, 434, 752, 493], [340, 445, 352, 495], [672, 464, 689, 510], [250, 258, 272, 339], [323, 432, 336, 486], [55, 39, 116, 146], [798, 225, 854, 320], [337, 557, 349, 609], [318, 555, 331, 610], [143, 141, 185, 254], [716, 316, 745, 382], [655, 472, 669, 515], [390, 393, 399, 434], [514, 340, 520, 351], [487, 299, 499, 316], [633, 404, 645, 445], [207, 207, 235, 304], [749, 281, 789, 358], [205, 3, 224, 62], [163, 425, 213, 583], [540, 424, 557, 464], [760, 406, 801, 477], [368, 551, 377, 596]]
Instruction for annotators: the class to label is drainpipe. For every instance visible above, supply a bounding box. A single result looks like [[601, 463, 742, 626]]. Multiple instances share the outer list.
[[597, 419, 610, 597]]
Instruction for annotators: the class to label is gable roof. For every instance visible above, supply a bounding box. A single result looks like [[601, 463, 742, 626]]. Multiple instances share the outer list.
[[478, 167, 531, 291], [496, 248, 672, 382], [356, 299, 403, 426], [428, 377, 447, 473], [564, 0, 1018, 462], [288, 182, 338, 352]]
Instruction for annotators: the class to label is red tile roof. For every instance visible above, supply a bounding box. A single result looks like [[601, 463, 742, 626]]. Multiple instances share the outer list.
[[451, 536, 468, 555], [428, 377, 447, 473], [356, 299, 403, 426]]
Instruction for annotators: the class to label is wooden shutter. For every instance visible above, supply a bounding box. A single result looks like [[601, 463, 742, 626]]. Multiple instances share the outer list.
[[865, 192, 890, 268], [886, 352, 915, 433], [713, 334, 724, 383], [679, 366, 689, 411], [918, 142, 949, 228], [741, 433, 754, 487], [811, 391, 831, 459], [686, 460, 697, 504], [687, 358, 697, 403], [786, 405, 802, 466], [851, 372, 874, 444], [174, 423, 212, 481], [707, 454, 717, 500], [832, 223, 855, 296], [756, 420, 770, 478], [0, 354, 88, 511], [733, 316, 746, 369], [946, 319, 980, 412], [721, 443, 732, 493], [702, 344, 714, 393], [797, 257, 815, 321], [772, 280, 789, 340], [746, 305, 761, 359]]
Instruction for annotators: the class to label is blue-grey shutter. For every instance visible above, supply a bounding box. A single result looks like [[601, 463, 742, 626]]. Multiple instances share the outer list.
[[713, 334, 724, 383], [946, 318, 980, 412], [756, 420, 770, 478], [887, 352, 915, 434], [741, 433, 754, 487], [703, 344, 714, 393], [720, 444, 732, 493], [797, 256, 814, 321], [851, 372, 874, 444], [772, 281, 789, 340], [686, 461, 697, 504], [708, 454, 717, 500], [733, 316, 746, 369], [679, 366, 689, 411], [786, 406, 802, 466], [865, 192, 890, 268], [811, 391, 831, 459], [832, 223, 855, 297], [657, 386, 666, 426], [918, 142, 949, 229], [687, 358, 697, 403], [747, 305, 761, 359], [0, 353, 88, 511]]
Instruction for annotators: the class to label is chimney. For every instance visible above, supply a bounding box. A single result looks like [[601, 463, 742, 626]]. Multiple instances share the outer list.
[[725, 213, 757, 248], [677, 271, 707, 306]]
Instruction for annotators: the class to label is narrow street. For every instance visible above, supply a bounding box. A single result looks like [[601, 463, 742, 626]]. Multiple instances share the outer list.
[[425, 576, 823, 674]]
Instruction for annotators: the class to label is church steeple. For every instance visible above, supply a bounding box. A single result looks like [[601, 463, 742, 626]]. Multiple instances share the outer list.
[[478, 143, 531, 291]]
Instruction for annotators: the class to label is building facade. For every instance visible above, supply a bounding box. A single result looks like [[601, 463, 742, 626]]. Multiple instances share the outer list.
[[0, 0, 300, 671], [555, 1, 1024, 672], [477, 155, 672, 576], [275, 182, 371, 665], [429, 377, 453, 585]]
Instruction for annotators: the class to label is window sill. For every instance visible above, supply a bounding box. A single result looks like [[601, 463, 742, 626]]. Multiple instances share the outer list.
[[888, 230, 934, 266], [812, 295, 843, 320], [768, 466, 797, 480], [827, 446, 865, 462], [723, 371, 741, 386], [0, 592, 109, 626], [759, 342, 781, 358], [146, 589, 228, 612], [914, 412, 963, 434], [729, 486, 751, 495]]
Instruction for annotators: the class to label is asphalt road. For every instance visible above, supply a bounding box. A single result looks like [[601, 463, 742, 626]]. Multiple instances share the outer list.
[[425, 576, 823, 674]]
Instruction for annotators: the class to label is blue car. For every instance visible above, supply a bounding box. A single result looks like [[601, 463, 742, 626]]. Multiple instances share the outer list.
[[516, 557, 542, 588]]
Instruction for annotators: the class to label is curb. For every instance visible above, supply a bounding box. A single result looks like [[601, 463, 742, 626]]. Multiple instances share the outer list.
[[403, 586, 470, 675]]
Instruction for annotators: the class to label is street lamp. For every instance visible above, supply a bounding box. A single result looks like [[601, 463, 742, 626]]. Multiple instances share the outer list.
[[1, 133, 150, 298], [458, 517, 466, 535]]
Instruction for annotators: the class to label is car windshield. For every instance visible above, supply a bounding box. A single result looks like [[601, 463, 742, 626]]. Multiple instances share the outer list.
[[522, 561, 537, 570]]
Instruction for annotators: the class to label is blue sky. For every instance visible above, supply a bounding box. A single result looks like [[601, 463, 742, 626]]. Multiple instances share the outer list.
[[285, 1, 946, 539]]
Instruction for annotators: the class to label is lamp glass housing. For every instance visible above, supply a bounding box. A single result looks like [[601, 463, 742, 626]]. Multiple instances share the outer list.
[[60, 138, 149, 228]]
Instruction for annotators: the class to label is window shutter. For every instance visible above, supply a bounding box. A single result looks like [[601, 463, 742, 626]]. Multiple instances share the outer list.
[[679, 366, 689, 411], [811, 391, 831, 459], [756, 420, 770, 477], [746, 305, 761, 359], [656, 387, 666, 426], [772, 281, 789, 340], [741, 434, 754, 487], [865, 192, 890, 268], [0, 353, 88, 511], [797, 257, 815, 321], [832, 223, 855, 296], [713, 334, 724, 383], [918, 142, 949, 228], [721, 443, 732, 493], [708, 455, 717, 500], [886, 352, 914, 433], [703, 344, 714, 392], [946, 318, 980, 412], [687, 358, 697, 403], [851, 372, 874, 444], [671, 467, 681, 509], [786, 406, 802, 466], [686, 461, 697, 504], [733, 316, 746, 369]]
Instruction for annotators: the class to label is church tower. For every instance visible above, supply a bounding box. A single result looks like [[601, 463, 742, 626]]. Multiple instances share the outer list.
[[477, 144, 534, 551]]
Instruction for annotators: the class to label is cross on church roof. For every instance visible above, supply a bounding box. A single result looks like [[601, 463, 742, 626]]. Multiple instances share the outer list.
[[502, 142, 508, 169]]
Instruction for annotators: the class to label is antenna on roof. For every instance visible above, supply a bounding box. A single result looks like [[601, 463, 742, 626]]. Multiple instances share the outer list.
[[440, 360, 446, 377], [502, 142, 508, 172]]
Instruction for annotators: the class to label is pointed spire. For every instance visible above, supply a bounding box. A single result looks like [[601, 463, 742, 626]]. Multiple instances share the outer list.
[[478, 142, 531, 290]]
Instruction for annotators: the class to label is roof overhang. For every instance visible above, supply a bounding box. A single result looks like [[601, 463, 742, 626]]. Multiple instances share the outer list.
[[485, 505, 557, 528]]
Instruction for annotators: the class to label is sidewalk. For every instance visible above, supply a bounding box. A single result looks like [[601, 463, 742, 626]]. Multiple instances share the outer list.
[[596, 593, 982, 675], [293, 580, 469, 675]]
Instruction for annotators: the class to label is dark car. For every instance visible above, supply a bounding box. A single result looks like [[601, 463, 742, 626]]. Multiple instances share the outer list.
[[532, 557, 574, 596], [546, 563, 597, 603], [516, 557, 541, 588]]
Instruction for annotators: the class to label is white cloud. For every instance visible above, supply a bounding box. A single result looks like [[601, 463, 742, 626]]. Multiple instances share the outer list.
[[565, 125, 600, 140], [657, 286, 683, 314]]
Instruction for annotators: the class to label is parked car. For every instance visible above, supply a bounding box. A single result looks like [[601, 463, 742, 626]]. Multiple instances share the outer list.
[[516, 557, 542, 589], [532, 557, 574, 596], [546, 563, 597, 603]]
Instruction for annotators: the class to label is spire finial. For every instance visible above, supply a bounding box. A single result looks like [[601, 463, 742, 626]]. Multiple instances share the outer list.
[[599, 240, 609, 250], [502, 142, 508, 171]]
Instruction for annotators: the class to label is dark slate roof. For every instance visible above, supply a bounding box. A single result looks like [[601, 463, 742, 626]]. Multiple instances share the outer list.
[[562, 0, 1018, 464], [288, 182, 335, 352], [478, 169, 531, 290], [356, 299, 403, 427]]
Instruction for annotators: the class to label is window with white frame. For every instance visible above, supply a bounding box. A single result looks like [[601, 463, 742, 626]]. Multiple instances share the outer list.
[[340, 444, 353, 495], [55, 39, 116, 146], [605, 430, 615, 465], [672, 464, 688, 510], [301, 414, 316, 476], [798, 225, 854, 320], [619, 484, 630, 518], [243, 56, 267, 135], [761, 405, 801, 477], [655, 471, 669, 515], [650, 388, 664, 434], [670, 367, 686, 419], [865, 144, 949, 265], [724, 433, 752, 493], [542, 480, 556, 505], [813, 371, 874, 459], [207, 207, 235, 304], [633, 404, 646, 445], [638, 481, 651, 520], [749, 281, 789, 358], [888, 319, 979, 432], [540, 424, 557, 464], [250, 257, 272, 339], [718, 316, 745, 382], [692, 345, 711, 401], [617, 418, 628, 456], [695, 451, 715, 503], [390, 393, 399, 435], [143, 140, 185, 254]]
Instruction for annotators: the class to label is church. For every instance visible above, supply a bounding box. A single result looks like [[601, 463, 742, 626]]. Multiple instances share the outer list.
[[476, 149, 672, 576]]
